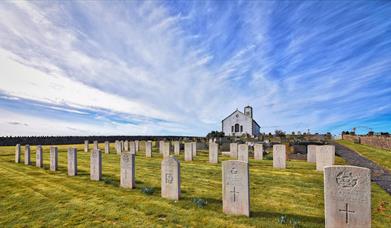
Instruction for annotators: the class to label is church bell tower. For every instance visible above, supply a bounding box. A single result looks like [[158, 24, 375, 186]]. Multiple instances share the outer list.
[[244, 106, 253, 118]]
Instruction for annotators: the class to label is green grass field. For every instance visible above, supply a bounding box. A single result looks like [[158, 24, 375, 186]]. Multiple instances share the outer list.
[[337, 140, 391, 171], [1, 143, 390, 227]]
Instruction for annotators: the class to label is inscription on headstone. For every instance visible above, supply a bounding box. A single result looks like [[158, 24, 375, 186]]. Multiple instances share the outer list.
[[50, 146, 58, 171], [184, 143, 193, 161], [324, 166, 371, 228], [15, 144, 21, 163], [254, 144, 263, 160], [222, 160, 250, 217], [316, 145, 335, 171], [36, 145, 43, 168], [238, 144, 249, 162], [67, 147, 77, 176], [209, 142, 219, 164], [161, 157, 180, 200], [120, 152, 135, 188], [24, 145, 30, 165], [230, 143, 238, 159], [90, 149, 102, 181], [273, 144, 286, 169]]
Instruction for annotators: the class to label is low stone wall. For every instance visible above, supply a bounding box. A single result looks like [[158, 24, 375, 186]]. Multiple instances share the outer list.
[[342, 135, 391, 150]]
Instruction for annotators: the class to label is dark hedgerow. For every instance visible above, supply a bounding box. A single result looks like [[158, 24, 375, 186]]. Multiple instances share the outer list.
[[192, 198, 208, 208]]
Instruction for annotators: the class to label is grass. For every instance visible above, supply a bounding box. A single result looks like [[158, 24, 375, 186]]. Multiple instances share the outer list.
[[0, 143, 390, 227], [337, 139, 391, 171]]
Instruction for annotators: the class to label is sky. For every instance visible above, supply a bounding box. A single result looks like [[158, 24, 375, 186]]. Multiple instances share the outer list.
[[0, 0, 390, 136]]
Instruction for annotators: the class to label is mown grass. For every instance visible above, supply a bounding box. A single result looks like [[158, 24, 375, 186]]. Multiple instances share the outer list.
[[337, 139, 391, 171], [0, 143, 390, 227]]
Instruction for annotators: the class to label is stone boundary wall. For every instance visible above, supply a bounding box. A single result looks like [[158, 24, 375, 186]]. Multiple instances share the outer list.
[[0, 136, 204, 146], [342, 134, 391, 150]]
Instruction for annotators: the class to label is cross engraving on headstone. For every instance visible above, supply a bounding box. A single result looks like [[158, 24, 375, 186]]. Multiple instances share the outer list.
[[339, 203, 355, 224], [230, 186, 239, 202]]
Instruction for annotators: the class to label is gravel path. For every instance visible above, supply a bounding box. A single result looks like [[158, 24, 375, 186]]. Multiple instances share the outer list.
[[334, 142, 391, 194]]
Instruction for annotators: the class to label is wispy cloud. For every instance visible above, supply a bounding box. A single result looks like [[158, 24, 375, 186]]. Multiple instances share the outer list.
[[0, 0, 390, 136]]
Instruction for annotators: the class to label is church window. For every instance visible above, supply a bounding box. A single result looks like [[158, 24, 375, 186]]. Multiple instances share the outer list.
[[235, 124, 240, 132], [240, 125, 243, 132], [231, 126, 234, 132]]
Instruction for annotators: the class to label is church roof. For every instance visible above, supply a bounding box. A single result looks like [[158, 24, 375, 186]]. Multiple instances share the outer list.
[[221, 109, 261, 128]]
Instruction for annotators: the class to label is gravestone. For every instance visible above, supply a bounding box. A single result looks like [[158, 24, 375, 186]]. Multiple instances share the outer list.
[[174, 141, 180, 155], [161, 157, 180, 200], [130, 141, 137, 154], [254, 144, 263, 160], [135, 140, 139, 152], [120, 152, 135, 188], [159, 140, 164, 154], [192, 142, 197, 156], [273, 144, 286, 169], [24, 145, 30, 165], [230, 143, 238, 158], [90, 149, 102, 181], [238, 144, 249, 162], [163, 142, 171, 158], [145, 140, 152, 157], [50, 146, 58, 171], [116, 141, 122, 155], [84, 140, 89, 152], [67, 147, 77, 176], [36, 145, 43, 168], [316, 145, 335, 171], [93, 141, 98, 150], [124, 140, 129, 151], [15, 144, 21, 163], [184, 143, 193, 161], [104, 141, 110, 154], [209, 142, 219, 164], [324, 166, 371, 228], [120, 141, 124, 151], [307, 145, 318, 163], [222, 160, 250, 217]]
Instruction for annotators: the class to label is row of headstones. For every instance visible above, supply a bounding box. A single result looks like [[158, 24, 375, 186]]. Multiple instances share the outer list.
[[14, 143, 370, 227]]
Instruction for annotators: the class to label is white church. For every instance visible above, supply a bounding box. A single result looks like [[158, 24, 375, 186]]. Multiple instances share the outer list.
[[221, 106, 261, 137]]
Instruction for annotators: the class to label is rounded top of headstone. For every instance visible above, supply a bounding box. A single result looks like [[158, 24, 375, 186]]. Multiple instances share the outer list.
[[324, 165, 370, 172], [161, 156, 180, 165]]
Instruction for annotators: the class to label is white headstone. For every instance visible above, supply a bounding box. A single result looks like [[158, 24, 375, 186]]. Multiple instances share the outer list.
[[273, 144, 286, 169], [173, 141, 180, 155], [15, 144, 21, 163], [238, 144, 249, 163], [324, 166, 371, 228], [129, 141, 136, 154], [209, 142, 219, 164], [184, 143, 193, 161], [120, 152, 135, 188], [161, 157, 180, 200], [90, 149, 102, 181], [307, 145, 318, 163], [93, 141, 98, 150], [67, 147, 77, 176], [104, 141, 110, 154], [50, 146, 58, 171], [24, 145, 30, 165], [135, 140, 139, 152], [316, 145, 335, 171], [254, 144, 263, 160], [163, 142, 171, 158], [145, 141, 152, 157], [192, 142, 197, 156], [230, 143, 238, 158], [159, 140, 164, 154], [36, 145, 43, 168], [222, 160, 250, 217], [84, 140, 89, 152], [124, 140, 129, 151]]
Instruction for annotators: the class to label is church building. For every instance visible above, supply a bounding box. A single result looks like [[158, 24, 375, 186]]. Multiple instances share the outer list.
[[221, 106, 260, 137]]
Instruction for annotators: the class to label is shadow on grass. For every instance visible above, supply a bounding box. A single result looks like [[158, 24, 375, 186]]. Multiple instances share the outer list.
[[251, 210, 324, 223]]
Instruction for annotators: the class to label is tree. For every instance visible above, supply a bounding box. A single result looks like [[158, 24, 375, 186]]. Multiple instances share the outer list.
[[206, 131, 225, 138]]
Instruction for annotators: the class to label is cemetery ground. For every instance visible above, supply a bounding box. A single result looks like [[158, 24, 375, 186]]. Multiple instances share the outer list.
[[1, 144, 390, 227], [337, 139, 391, 171]]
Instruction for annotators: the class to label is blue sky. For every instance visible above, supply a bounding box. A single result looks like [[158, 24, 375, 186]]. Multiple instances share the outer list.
[[0, 0, 390, 136]]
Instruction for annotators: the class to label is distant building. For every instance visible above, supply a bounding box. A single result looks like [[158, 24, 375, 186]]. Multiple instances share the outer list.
[[222, 106, 260, 137]]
